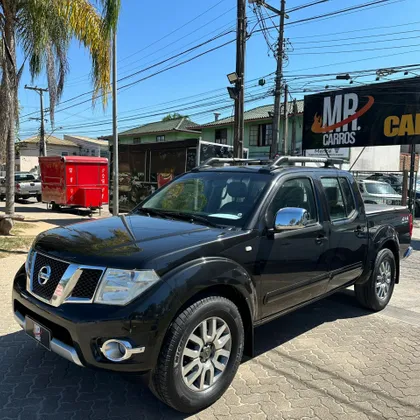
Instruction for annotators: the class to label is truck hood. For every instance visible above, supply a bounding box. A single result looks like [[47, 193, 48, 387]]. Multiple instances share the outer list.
[[34, 215, 248, 274]]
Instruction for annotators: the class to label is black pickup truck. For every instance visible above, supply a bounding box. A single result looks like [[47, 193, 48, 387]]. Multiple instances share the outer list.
[[13, 156, 412, 413]]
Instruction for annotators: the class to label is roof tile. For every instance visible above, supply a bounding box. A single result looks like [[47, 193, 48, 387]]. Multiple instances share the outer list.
[[192, 101, 304, 129]]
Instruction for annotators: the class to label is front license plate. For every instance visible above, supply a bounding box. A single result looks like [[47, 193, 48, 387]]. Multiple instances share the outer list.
[[25, 317, 51, 351]]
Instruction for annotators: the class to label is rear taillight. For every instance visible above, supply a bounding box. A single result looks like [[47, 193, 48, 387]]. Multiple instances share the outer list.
[[409, 213, 413, 237], [15, 183, 20, 191]]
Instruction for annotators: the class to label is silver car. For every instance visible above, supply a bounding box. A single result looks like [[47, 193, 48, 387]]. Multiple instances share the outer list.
[[358, 180, 402, 205]]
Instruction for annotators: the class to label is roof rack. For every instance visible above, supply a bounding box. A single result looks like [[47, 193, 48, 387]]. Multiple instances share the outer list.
[[270, 156, 344, 169], [198, 156, 343, 171], [200, 158, 271, 167]]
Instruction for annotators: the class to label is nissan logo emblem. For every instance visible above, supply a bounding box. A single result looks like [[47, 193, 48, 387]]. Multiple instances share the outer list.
[[38, 266, 52, 286]]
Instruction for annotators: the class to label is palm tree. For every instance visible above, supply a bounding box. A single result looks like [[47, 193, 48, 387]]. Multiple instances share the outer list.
[[0, 0, 120, 217]]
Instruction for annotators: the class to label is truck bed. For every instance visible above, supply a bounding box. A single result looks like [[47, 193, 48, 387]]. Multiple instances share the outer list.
[[365, 203, 408, 215]]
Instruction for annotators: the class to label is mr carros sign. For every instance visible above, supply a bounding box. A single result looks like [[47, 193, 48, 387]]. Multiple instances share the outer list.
[[302, 77, 420, 149]]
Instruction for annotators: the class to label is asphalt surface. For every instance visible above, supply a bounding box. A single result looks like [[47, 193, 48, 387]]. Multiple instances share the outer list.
[[0, 206, 419, 419]]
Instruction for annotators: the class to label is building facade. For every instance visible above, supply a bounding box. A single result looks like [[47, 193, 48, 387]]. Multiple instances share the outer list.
[[193, 103, 304, 158], [113, 117, 201, 145], [63, 135, 109, 158], [16, 136, 80, 172]]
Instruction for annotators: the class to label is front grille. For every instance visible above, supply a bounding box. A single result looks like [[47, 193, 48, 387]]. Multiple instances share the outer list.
[[71, 269, 103, 299], [31, 254, 69, 301]]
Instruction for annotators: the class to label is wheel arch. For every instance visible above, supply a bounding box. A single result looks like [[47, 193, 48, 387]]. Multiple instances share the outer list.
[[158, 257, 257, 360], [379, 239, 400, 284]]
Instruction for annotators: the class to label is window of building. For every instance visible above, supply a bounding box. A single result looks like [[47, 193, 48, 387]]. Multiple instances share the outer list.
[[215, 129, 228, 144], [61, 152, 68, 156], [91, 150, 96, 156], [249, 124, 273, 147], [156, 135, 165, 142], [133, 137, 141, 144]]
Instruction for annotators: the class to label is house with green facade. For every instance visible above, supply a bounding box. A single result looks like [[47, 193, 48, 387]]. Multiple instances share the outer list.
[[116, 117, 201, 145], [192, 102, 304, 158]]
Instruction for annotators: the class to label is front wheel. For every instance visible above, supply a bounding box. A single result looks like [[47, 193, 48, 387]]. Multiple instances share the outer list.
[[150, 296, 244, 413], [355, 248, 396, 311], [36, 194, 42, 202]]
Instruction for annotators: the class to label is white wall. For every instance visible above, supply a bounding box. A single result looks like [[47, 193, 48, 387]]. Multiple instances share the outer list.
[[18, 143, 79, 172], [342, 146, 401, 172]]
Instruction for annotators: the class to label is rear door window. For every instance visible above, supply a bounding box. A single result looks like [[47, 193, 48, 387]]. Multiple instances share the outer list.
[[339, 177, 356, 217], [320, 178, 347, 221]]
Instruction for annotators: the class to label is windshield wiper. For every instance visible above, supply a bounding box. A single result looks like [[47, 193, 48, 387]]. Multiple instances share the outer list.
[[164, 211, 221, 228], [136, 208, 171, 219]]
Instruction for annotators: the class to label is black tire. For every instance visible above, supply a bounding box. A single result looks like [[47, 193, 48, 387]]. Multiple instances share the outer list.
[[0, 195, 4, 201], [355, 248, 396, 311], [51, 202, 60, 211], [36, 194, 42, 203], [150, 296, 244, 413]]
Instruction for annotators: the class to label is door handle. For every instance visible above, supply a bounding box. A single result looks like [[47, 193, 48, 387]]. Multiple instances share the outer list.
[[315, 235, 328, 245], [354, 225, 363, 233]]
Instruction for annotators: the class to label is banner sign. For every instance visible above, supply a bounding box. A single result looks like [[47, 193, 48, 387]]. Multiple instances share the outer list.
[[305, 148, 350, 160], [302, 77, 420, 149]]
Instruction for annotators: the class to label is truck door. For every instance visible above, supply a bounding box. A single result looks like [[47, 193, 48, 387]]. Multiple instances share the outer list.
[[319, 174, 368, 291], [258, 175, 330, 319]]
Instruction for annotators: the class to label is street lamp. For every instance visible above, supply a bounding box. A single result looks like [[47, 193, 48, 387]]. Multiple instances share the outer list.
[[227, 72, 239, 84]]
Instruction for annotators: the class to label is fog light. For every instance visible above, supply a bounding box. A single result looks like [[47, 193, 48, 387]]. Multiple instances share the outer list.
[[100, 339, 145, 362]]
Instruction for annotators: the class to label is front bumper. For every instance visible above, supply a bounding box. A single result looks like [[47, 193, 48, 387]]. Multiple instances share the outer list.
[[14, 310, 83, 366], [12, 268, 172, 372]]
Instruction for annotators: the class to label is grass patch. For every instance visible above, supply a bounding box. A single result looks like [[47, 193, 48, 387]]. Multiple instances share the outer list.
[[0, 236, 34, 259], [11, 222, 35, 235]]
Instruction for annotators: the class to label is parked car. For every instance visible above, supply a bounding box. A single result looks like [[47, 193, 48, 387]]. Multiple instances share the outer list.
[[366, 173, 403, 193], [0, 172, 42, 202], [13, 156, 412, 413], [358, 179, 402, 205]]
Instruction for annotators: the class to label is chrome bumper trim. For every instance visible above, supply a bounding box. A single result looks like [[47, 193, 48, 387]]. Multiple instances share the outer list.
[[14, 310, 84, 367], [403, 246, 413, 259]]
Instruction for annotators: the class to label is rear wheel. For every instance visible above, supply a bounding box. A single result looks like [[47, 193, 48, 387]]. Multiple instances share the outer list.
[[150, 296, 244, 413], [36, 194, 42, 203], [355, 248, 396, 311], [51, 202, 60, 211]]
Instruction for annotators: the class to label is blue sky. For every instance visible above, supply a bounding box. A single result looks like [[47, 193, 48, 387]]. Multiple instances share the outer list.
[[18, 0, 420, 140]]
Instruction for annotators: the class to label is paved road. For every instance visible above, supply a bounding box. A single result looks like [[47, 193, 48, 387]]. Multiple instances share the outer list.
[[0, 228, 419, 419]]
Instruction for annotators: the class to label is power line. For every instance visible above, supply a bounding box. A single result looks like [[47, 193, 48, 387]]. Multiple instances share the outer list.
[[290, 41, 420, 55], [285, 0, 406, 27], [287, 0, 330, 13]]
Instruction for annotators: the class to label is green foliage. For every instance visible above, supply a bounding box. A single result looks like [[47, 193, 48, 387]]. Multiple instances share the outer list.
[[162, 113, 189, 122]]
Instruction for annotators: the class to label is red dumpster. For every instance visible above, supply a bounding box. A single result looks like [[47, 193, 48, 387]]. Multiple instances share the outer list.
[[39, 156, 109, 210]]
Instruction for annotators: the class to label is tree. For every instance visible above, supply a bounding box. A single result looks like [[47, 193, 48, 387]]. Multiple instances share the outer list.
[[162, 113, 189, 122], [0, 0, 120, 217]]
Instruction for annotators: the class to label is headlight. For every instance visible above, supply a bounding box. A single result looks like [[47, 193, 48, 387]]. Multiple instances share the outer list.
[[25, 247, 35, 275], [94, 269, 160, 306]]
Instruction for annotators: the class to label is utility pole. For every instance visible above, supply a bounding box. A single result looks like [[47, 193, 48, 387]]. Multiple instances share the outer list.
[[112, 29, 119, 216], [282, 83, 288, 154], [270, 0, 286, 158], [25, 85, 48, 156], [233, 0, 246, 159], [291, 98, 297, 155]]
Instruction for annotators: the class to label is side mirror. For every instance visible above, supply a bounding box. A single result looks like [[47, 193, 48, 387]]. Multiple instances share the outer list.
[[274, 207, 310, 231]]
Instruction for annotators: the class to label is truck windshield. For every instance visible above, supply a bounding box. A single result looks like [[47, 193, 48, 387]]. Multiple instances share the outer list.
[[138, 171, 270, 227], [365, 183, 398, 195]]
